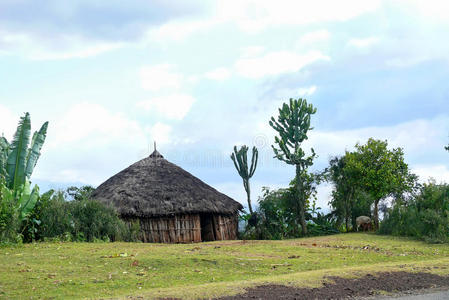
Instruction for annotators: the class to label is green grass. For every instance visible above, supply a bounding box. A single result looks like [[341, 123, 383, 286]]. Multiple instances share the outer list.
[[1, 233, 449, 299]]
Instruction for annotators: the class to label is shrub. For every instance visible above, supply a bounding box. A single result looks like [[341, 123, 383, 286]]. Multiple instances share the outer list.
[[69, 199, 128, 242], [242, 187, 340, 240], [31, 190, 73, 241], [0, 177, 21, 243], [26, 187, 140, 242], [307, 211, 341, 236], [380, 181, 449, 243]]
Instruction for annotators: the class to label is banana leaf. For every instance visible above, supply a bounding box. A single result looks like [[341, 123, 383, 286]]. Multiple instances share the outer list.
[[6, 113, 31, 190], [17, 180, 39, 221], [0, 136, 9, 177], [0, 176, 14, 204], [25, 121, 48, 180]]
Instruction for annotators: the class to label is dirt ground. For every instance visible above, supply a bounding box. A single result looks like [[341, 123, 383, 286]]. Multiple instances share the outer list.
[[215, 271, 449, 300]]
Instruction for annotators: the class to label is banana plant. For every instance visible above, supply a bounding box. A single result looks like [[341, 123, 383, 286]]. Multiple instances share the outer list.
[[0, 136, 9, 176], [25, 121, 48, 180], [17, 180, 40, 221], [0, 113, 48, 223], [5, 113, 31, 191], [1, 113, 48, 191]]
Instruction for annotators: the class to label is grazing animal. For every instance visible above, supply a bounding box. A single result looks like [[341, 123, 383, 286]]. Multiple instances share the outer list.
[[356, 216, 372, 232]]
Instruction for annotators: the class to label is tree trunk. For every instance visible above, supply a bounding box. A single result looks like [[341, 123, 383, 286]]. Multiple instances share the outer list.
[[296, 165, 307, 236], [299, 201, 307, 236], [346, 188, 354, 232], [243, 179, 253, 214], [373, 199, 379, 230]]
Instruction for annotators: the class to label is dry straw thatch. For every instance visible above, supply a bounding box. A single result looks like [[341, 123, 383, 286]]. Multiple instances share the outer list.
[[92, 150, 243, 218]]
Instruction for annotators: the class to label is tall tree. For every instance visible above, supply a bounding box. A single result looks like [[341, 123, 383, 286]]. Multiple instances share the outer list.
[[327, 155, 357, 232], [231, 145, 258, 214], [346, 138, 412, 229], [269, 98, 317, 235]]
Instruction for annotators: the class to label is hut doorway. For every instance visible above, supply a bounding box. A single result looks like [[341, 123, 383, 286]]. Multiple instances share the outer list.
[[200, 214, 216, 241]]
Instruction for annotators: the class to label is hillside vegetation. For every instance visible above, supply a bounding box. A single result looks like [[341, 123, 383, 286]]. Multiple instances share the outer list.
[[1, 233, 449, 299]]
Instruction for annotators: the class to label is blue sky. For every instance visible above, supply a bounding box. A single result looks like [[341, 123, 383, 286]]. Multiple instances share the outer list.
[[1, 0, 448, 211]]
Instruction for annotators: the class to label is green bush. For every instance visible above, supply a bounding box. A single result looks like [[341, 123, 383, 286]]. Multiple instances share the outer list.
[[307, 211, 341, 236], [30, 190, 73, 241], [241, 187, 340, 240], [380, 181, 449, 243], [69, 199, 128, 242], [0, 177, 21, 243], [25, 186, 139, 242]]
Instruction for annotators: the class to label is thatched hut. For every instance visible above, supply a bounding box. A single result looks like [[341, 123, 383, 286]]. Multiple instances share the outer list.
[[92, 149, 242, 243]]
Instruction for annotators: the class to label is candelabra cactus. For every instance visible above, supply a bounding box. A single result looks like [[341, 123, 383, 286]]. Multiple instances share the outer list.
[[269, 98, 317, 235], [231, 145, 258, 214]]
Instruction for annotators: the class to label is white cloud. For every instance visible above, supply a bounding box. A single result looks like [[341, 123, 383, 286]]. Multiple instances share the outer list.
[[216, 0, 381, 32], [399, 0, 449, 23], [240, 46, 265, 58], [385, 56, 429, 68], [204, 67, 231, 81], [271, 85, 318, 101], [307, 116, 449, 160], [235, 50, 330, 78], [0, 31, 123, 60], [48, 102, 144, 148], [146, 19, 217, 42], [316, 184, 333, 213], [297, 30, 330, 46], [141, 0, 381, 44], [32, 42, 123, 60], [412, 164, 449, 183], [147, 122, 172, 145], [0, 104, 18, 139], [136, 94, 196, 120], [348, 37, 380, 49], [32, 102, 150, 185], [298, 86, 317, 97], [140, 64, 184, 91]]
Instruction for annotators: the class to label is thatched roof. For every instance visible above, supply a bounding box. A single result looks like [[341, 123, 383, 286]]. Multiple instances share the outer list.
[[92, 150, 243, 217]]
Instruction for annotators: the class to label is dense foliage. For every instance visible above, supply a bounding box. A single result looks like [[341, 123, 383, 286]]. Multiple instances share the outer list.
[[346, 139, 414, 228], [0, 176, 20, 243], [241, 177, 339, 240], [380, 181, 449, 243], [326, 155, 358, 231], [21, 186, 140, 242], [326, 139, 417, 231]]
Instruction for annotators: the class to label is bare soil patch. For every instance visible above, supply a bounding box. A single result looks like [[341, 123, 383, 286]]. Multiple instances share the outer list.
[[215, 271, 449, 300]]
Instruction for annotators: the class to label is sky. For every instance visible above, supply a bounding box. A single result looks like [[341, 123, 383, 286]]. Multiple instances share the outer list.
[[1, 0, 448, 212]]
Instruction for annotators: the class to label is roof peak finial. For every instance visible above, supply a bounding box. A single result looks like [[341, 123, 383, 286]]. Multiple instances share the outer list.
[[149, 141, 163, 158]]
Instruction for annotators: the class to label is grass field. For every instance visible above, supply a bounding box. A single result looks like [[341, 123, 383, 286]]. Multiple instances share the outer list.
[[1, 233, 449, 299]]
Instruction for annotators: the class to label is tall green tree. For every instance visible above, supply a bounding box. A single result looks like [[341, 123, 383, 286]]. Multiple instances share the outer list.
[[327, 155, 358, 232], [231, 145, 258, 214], [269, 98, 317, 235], [346, 138, 413, 229]]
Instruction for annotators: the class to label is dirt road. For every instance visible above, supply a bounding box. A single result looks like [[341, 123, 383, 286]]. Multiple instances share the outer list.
[[217, 272, 449, 300]]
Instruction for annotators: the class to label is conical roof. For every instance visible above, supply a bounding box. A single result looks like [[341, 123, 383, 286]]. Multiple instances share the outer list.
[[92, 150, 243, 217]]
